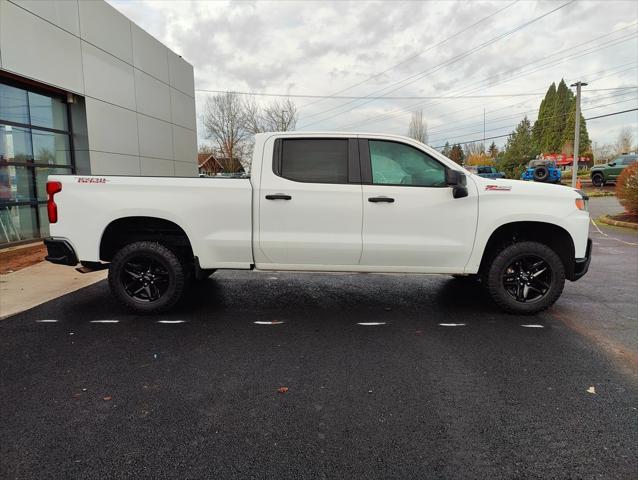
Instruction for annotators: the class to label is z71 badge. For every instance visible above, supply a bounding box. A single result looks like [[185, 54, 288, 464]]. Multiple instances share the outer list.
[[485, 185, 511, 191]]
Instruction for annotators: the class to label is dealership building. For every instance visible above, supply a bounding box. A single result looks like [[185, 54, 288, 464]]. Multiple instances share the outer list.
[[0, 0, 198, 246]]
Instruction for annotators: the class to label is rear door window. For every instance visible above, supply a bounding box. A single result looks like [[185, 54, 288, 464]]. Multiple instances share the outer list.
[[276, 138, 348, 184]]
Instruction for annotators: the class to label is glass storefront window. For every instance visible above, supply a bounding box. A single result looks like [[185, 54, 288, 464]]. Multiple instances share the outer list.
[[32, 130, 71, 166], [0, 165, 34, 203], [0, 79, 74, 245], [29, 92, 68, 131], [0, 204, 38, 244], [0, 124, 33, 162], [0, 84, 29, 125]]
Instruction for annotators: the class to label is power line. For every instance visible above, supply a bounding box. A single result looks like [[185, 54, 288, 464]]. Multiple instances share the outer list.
[[432, 107, 638, 148], [586, 108, 638, 120], [297, 0, 520, 111], [193, 85, 637, 100], [298, 0, 576, 128], [336, 31, 637, 130], [430, 96, 638, 144], [427, 88, 637, 139], [332, 23, 638, 130]]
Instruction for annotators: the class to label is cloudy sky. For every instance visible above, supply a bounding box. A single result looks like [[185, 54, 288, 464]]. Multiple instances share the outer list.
[[109, 0, 638, 151]]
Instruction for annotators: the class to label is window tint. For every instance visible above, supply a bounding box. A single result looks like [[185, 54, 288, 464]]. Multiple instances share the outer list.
[[280, 139, 348, 183], [369, 140, 446, 187], [623, 156, 637, 165]]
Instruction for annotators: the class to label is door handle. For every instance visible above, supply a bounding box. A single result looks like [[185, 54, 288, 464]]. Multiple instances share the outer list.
[[368, 196, 394, 203], [265, 194, 292, 200]]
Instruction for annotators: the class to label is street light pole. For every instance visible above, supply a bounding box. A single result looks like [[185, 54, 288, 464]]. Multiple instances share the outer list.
[[570, 81, 587, 188]]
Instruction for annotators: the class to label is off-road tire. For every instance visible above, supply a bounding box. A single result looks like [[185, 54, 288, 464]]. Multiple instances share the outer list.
[[484, 241, 565, 315], [108, 241, 185, 314], [591, 173, 605, 187], [533, 166, 549, 182]]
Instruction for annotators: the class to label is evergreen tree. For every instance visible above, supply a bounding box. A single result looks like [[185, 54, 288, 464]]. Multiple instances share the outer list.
[[532, 82, 556, 152], [543, 79, 571, 152], [562, 101, 591, 157], [488, 141, 498, 158], [449, 144, 464, 164], [441, 141, 452, 158], [500, 116, 536, 178]]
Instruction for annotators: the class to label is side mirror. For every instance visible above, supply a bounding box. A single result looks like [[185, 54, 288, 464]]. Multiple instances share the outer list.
[[446, 169, 468, 199], [608, 162, 616, 166]]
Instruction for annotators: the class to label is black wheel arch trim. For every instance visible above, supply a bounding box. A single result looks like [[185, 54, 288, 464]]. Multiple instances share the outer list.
[[44, 237, 78, 266]]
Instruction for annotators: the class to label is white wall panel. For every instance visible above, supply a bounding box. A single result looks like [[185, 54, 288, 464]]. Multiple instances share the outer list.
[[170, 87, 196, 130], [85, 98, 139, 156], [82, 41, 136, 110], [168, 50, 195, 97], [172, 125, 197, 163], [131, 23, 169, 83], [140, 157, 175, 176], [138, 114, 173, 160], [90, 151, 140, 176], [1, 1, 84, 93], [174, 160, 198, 177], [11, 0, 80, 35], [134, 69, 171, 122], [78, 0, 132, 63]]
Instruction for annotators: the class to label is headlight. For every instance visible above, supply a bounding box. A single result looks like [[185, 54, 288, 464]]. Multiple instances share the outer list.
[[575, 190, 589, 211]]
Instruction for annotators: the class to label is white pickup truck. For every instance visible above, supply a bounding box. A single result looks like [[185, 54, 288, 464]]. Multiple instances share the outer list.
[[44, 132, 591, 315]]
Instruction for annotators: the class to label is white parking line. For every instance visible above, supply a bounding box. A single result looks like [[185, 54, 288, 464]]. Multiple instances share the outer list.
[[90, 320, 120, 324], [157, 320, 187, 324], [591, 219, 638, 246], [521, 324, 545, 328], [254, 321, 284, 325], [357, 322, 386, 326], [35, 319, 59, 323], [438, 323, 466, 327]]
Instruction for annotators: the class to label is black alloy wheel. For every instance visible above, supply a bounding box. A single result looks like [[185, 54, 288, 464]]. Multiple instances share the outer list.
[[121, 256, 170, 302], [502, 255, 551, 304], [108, 241, 186, 314], [484, 241, 565, 314]]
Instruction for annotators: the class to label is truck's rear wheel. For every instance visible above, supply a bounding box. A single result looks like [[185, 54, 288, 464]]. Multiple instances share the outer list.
[[108, 241, 185, 314], [484, 241, 564, 315]]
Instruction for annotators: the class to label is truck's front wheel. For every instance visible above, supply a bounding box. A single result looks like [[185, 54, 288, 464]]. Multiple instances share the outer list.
[[484, 241, 565, 315], [108, 241, 185, 314]]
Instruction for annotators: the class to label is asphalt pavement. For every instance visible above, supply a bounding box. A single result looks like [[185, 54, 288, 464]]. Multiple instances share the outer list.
[[1, 197, 637, 479]]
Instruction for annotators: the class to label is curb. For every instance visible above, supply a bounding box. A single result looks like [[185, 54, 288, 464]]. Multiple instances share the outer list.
[[598, 215, 638, 230], [585, 191, 615, 198]]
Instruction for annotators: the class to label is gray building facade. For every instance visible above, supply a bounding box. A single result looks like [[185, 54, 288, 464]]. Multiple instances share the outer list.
[[0, 0, 198, 245]]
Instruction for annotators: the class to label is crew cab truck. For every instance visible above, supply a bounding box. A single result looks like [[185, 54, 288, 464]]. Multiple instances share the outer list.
[[44, 132, 592, 315]]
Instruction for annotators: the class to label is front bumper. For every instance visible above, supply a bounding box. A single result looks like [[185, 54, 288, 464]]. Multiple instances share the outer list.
[[569, 238, 592, 281], [44, 237, 78, 266]]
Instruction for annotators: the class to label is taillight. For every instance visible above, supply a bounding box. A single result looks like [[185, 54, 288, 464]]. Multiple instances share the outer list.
[[47, 181, 62, 223]]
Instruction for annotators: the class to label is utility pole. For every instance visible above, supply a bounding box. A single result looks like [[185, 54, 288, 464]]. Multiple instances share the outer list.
[[570, 81, 587, 188], [483, 108, 486, 152]]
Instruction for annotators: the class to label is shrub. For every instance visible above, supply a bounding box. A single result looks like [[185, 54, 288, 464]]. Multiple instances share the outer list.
[[616, 163, 638, 215]]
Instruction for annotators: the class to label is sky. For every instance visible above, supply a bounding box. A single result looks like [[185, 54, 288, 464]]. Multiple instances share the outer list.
[[109, 0, 638, 152]]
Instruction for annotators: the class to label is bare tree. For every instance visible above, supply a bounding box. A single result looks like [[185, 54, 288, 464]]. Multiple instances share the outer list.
[[242, 96, 266, 135], [407, 109, 428, 144], [615, 126, 635, 155], [262, 98, 298, 132], [202, 92, 248, 168]]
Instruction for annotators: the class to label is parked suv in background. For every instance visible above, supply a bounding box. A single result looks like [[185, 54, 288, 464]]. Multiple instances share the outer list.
[[521, 159, 561, 184], [590, 153, 638, 187], [466, 165, 505, 179]]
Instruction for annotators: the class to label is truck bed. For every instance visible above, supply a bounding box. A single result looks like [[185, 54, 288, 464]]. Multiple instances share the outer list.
[[48, 175, 254, 269]]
